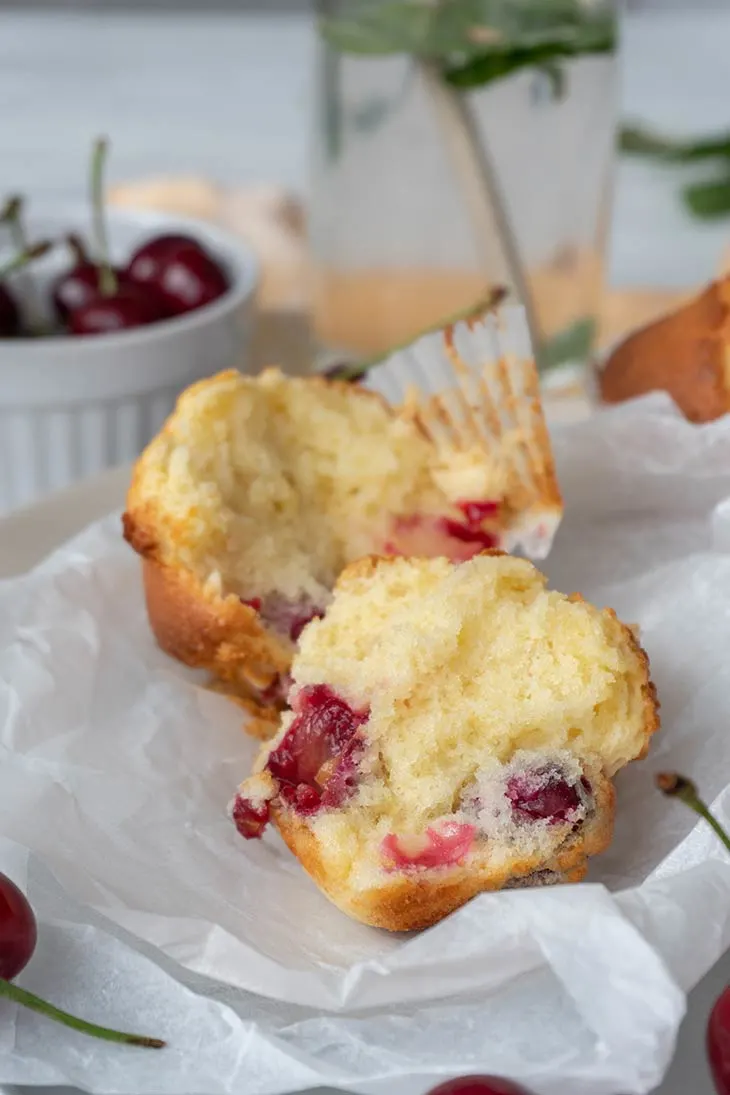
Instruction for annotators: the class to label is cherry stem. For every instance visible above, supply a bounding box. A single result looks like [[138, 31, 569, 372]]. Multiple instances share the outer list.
[[90, 137, 117, 296], [327, 285, 509, 381], [0, 977, 165, 1049], [67, 232, 89, 267], [0, 242, 52, 280], [0, 197, 51, 333], [0, 195, 26, 254], [656, 772, 730, 855]]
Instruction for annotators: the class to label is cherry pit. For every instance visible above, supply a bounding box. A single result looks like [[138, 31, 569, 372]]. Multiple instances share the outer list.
[[0, 137, 229, 339]]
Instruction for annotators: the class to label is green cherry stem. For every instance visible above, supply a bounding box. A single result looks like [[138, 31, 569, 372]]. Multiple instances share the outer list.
[[0, 199, 52, 334], [90, 137, 117, 297], [0, 977, 165, 1049], [656, 772, 730, 854], [0, 195, 26, 254], [0, 242, 52, 279]]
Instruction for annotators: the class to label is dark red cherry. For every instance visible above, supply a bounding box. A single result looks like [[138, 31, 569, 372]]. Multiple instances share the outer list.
[[127, 234, 228, 317], [231, 796, 270, 840], [0, 284, 20, 337], [151, 245, 228, 316], [53, 262, 130, 322], [426, 1077, 534, 1095], [507, 767, 586, 824], [233, 685, 370, 839], [127, 233, 202, 282], [708, 984, 730, 1095], [68, 282, 165, 336], [0, 871, 37, 980]]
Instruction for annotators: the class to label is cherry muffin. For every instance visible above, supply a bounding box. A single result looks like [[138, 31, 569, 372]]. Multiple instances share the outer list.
[[231, 553, 658, 930], [124, 366, 561, 735]]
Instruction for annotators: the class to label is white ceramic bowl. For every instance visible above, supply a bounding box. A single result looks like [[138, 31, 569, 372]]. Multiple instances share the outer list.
[[0, 206, 258, 514]]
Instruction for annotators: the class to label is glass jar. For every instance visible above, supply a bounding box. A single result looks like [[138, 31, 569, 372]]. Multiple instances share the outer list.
[[310, 0, 618, 371]]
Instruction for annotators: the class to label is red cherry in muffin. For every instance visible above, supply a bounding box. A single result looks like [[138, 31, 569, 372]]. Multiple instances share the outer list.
[[231, 685, 370, 837]]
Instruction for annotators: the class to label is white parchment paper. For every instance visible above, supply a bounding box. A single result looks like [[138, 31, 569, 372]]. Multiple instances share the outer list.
[[3, 394, 730, 1095]]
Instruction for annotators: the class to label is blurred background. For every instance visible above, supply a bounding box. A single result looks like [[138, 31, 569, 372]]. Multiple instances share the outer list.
[[2, 0, 730, 511]]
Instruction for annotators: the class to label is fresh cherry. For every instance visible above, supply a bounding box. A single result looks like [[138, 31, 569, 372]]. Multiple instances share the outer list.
[[0, 196, 50, 335], [0, 284, 20, 337], [51, 235, 122, 321], [425, 1075, 534, 1095], [0, 873, 37, 980], [64, 140, 167, 336], [127, 235, 228, 317], [656, 774, 730, 1095], [0, 240, 53, 338], [68, 282, 164, 336], [0, 870, 163, 1047], [126, 233, 202, 285], [147, 245, 228, 316], [709, 987, 730, 1095]]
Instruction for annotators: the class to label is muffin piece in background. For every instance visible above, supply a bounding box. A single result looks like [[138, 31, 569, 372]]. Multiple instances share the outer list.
[[600, 276, 730, 423]]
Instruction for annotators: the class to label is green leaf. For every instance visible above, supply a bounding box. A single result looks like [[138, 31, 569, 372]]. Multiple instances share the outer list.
[[320, 2, 434, 55], [619, 123, 730, 164], [682, 176, 730, 220], [320, 0, 617, 77], [538, 316, 596, 372]]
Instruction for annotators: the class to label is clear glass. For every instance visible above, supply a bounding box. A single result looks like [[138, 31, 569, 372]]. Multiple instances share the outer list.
[[310, 3, 618, 369]]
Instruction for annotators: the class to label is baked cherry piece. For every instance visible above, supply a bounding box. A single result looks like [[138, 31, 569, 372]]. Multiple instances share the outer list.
[[425, 1076, 534, 1095], [507, 766, 587, 824], [381, 821, 475, 871], [0, 870, 164, 1047], [232, 684, 370, 837], [68, 282, 165, 336], [268, 684, 369, 812], [231, 796, 270, 840]]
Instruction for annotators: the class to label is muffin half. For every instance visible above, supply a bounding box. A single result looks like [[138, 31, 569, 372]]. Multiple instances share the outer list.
[[125, 366, 561, 732], [231, 553, 659, 930]]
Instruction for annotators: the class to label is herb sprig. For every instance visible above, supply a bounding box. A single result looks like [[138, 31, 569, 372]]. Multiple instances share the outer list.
[[620, 123, 730, 221], [320, 0, 617, 90]]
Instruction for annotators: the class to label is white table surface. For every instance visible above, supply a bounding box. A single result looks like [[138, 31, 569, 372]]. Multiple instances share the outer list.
[[2, 6, 730, 1094]]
